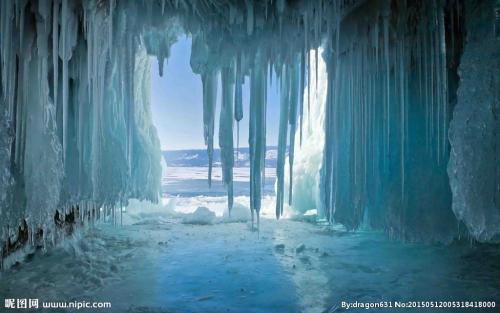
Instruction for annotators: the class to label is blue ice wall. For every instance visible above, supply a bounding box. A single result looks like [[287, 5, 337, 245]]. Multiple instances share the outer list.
[[317, 0, 463, 242], [448, 0, 500, 242]]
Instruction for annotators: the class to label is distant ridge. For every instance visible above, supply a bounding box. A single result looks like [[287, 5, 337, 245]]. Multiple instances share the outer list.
[[162, 146, 282, 167]]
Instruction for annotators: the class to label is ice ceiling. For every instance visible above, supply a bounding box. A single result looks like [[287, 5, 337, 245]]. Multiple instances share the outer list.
[[0, 0, 498, 252]]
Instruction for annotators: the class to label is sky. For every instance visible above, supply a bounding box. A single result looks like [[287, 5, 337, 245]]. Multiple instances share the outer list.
[[150, 36, 281, 151]]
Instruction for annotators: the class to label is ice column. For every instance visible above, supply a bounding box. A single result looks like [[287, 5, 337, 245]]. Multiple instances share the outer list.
[[249, 51, 267, 228]]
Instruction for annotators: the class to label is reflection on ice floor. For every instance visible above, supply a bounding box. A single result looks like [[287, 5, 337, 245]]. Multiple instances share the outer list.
[[1, 209, 499, 313]]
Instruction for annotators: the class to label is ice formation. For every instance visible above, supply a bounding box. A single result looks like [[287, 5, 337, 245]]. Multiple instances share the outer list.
[[0, 0, 498, 261], [447, 0, 500, 242], [283, 48, 327, 217]]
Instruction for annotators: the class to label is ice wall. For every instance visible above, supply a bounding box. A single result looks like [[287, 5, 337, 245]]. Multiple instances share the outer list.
[[317, 0, 463, 241], [0, 0, 165, 252], [279, 0, 497, 242], [283, 48, 327, 217], [448, 0, 500, 242]]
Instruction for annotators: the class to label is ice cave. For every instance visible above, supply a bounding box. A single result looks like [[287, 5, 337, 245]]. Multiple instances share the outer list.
[[0, 0, 499, 312]]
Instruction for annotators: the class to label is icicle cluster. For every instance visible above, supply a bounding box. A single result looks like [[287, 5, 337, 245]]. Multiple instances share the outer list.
[[1, 0, 496, 245], [0, 0, 169, 251], [317, 0, 468, 241], [185, 0, 332, 223]]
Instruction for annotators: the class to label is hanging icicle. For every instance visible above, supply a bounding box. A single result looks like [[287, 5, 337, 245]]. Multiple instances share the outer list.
[[201, 70, 218, 187], [220, 65, 235, 213]]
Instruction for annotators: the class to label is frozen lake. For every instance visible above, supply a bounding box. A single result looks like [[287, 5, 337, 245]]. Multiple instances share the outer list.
[[162, 166, 276, 197]]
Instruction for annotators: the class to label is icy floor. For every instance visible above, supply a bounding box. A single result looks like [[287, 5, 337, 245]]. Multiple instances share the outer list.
[[1, 208, 499, 313]]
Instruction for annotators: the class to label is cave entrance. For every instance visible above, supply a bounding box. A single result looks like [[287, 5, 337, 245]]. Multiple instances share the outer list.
[[148, 35, 283, 220]]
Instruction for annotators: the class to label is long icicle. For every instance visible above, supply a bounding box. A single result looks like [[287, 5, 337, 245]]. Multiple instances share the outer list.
[[202, 70, 218, 187], [220, 65, 235, 214], [234, 53, 243, 164], [276, 64, 289, 218], [288, 54, 299, 205]]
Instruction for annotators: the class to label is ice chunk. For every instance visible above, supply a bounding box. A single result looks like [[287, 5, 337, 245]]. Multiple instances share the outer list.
[[222, 203, 250, 223], [295, 244, 306, 254], [182, 207, 217, 225]]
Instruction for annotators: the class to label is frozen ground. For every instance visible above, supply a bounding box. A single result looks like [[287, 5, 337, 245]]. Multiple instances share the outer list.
[[1, 211, 499, 313]]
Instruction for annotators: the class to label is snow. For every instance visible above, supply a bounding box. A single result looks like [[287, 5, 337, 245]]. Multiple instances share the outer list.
[[222, 202, 251, 223], [182, 207, 216, 225], [164, 195, 278, 220]]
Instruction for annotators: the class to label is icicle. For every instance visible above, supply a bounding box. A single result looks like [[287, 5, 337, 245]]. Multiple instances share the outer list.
[[52, 0, 59, 121], [158, 57, 165, 77], [245, 0, 254, 36], [18, 0, 26, 52], [438, 2, 448, 159], [108, 0, 114, 59], [307, 49, 311, 118], [202, 70, 218, 187], [276, 64, 289, 218], [399, 38, 406, 202], [315, 47, 319, 93], [299, 48, 305, 145], [234, 54, 243, 167], [234, 55, 243, 122], [433, 2, 441, 163], [383, 11, 390, 158], [249, 52, 266, 229], [288, 55, 299, 205], [236, 122, 240, 165], [61, 0, 68, 162], [424, 20, 430, 154], [261, 65, 267, 190], [219, 65, 235, 213]]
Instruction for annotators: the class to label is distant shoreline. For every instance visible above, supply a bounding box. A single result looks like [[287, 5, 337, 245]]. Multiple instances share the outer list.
[[162, 146, 285, 168]]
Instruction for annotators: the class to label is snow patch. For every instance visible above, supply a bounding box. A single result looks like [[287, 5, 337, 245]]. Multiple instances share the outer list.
[[182, 207, 216, 225], [222, 202, 251, 223]]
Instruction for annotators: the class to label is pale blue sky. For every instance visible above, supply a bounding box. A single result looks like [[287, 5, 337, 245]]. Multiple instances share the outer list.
[[150, 36, 280, 151]]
